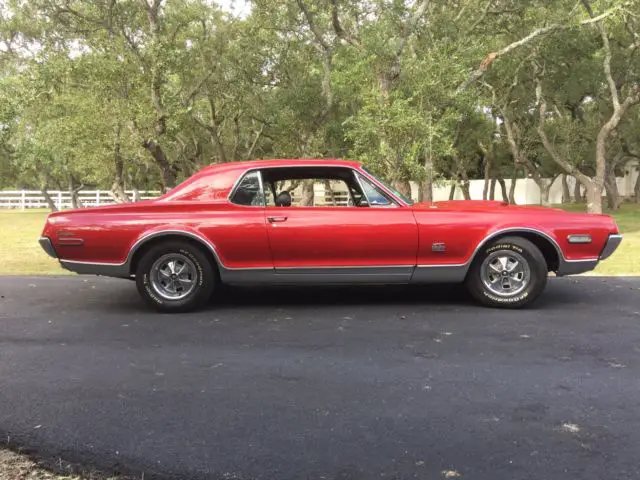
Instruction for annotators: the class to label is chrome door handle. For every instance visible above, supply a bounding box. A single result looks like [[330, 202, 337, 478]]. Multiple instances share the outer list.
[[267, 216, 288, 223]]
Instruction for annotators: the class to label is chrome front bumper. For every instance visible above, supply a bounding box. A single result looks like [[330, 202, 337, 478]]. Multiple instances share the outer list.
[[39, 237, 58, 259], [600, 233, 623, 260], [556, 233, 622, 276]]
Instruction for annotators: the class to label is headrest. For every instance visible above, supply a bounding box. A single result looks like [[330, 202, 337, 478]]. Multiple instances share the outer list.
[[275, 191, 292, 207]]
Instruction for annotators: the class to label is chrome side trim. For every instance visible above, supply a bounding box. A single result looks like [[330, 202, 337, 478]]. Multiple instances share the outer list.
[[415, 227, 600, 279], [225, 164, 409, 208], [127, 230, 223, 268], [474, 227, 564, 263], [60, 260, 130, 278], [599, 233, 623, 260], [470, 227, 599, 271], [57, 226, 610, 282], [223, 266, 412, 285], [59, 230, 253, 278], [275, 266, 413, 275], [257, 170, 266, 206]]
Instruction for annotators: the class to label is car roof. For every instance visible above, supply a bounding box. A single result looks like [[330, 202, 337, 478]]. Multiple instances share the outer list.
[[200, 158, 363, 174]]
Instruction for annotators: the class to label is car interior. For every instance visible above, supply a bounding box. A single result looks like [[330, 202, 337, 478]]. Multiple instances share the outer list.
[[260, 166, 393, 208]]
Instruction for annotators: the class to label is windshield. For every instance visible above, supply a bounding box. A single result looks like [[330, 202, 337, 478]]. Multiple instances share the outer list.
[[362, 167, 415, 205]]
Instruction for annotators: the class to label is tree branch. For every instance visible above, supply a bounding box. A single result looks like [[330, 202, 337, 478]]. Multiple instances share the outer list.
[[457, 25, 561, 93], [469, 0, 493, 32], [296, 0, 331, 52], [182, 70, 216, 107], [246, 124, 264, 160], [536, 80, 592, 185], [396, 0, 431, 58], [330, 0, 359, 46], [457, 1, 632, 93], [580, 0, 595, 18], [599, 19, 620, 110]]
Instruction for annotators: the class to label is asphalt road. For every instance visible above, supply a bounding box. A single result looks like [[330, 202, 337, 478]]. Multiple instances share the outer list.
[[1, 276, 640, 480]]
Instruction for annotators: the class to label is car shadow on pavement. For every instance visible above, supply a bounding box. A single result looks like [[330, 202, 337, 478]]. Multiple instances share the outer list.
[[88, 278, 588, 313], [213, 284, 475, 308]]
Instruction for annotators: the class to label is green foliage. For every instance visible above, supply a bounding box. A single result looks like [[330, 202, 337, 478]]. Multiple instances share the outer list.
[[0, 0, 638, 201]]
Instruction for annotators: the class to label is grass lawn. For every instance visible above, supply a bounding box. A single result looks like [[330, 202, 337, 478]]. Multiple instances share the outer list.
[[0, 209, 68, 275], [0, 204, 638, 276]]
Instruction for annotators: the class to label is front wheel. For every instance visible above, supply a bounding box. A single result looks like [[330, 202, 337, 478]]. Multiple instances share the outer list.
[[135, 240, 216, 313], [466, 236, 548, 308]]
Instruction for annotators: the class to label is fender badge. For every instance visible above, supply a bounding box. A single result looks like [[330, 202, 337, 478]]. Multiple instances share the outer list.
[[432, 242, 446, 252]]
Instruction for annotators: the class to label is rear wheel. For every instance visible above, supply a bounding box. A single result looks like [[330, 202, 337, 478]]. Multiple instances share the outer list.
[[135, 240, 215, 313], [466, 236, 548, 308]]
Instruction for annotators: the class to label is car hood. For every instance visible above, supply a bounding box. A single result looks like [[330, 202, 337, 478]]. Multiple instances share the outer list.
[[412, 200, 565, 213]]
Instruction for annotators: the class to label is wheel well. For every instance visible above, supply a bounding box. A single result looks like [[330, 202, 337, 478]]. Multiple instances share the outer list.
[[128, 234, 220, 277], [490, 231, 560, 272]]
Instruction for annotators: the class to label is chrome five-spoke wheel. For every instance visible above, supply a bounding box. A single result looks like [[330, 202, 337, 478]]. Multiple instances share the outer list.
[[480, 251, 530, 297], [150, 253, 197, 300], [466, 236, 548, 308]]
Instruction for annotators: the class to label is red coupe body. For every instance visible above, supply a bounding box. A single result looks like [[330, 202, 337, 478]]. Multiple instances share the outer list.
[[39, 159, 622, 309]]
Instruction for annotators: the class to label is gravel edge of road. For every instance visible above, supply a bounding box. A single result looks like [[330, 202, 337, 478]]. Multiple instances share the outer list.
[[0, 446, 127, 480]]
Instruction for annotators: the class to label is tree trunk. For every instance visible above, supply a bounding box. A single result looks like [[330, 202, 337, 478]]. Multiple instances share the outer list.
[[68, 175, 84, 209], [300, 180, 315, 206], [509, 169, 518, 205], [460, 181, 471, 200], [323, 180, 336, 206], [489, 179, 496, 200], [540, 182, 551, 207], [536, 96, 599, 210], [111, 139, 130, 203], [422, 155, 434, 203], [422, 179, 433, 203], [538, 175, 558, 207], [635, 170, 640, 203], [393, 180, 412, 199], [41, 187, 58, 212], [561, 174, 571, 203], [584, 183, 601, 213], [497, 178, 508, 202], [143, 139, 176, 191], [574, 180, 583, 203], [449, 182, 456, 200], [483, 158, 491, 200], [604, 170, 622, 210], [454, 156, 471, 200]]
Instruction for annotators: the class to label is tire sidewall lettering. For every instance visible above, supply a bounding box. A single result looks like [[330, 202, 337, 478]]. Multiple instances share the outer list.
[[482, 290, 529, 304], [485, 243, 524, 255], [143, 272, 165, 305], [179, 248, 204, 288]]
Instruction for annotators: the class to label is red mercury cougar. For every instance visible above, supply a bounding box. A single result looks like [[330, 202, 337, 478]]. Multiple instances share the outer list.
[[39, 159, 622, 312]]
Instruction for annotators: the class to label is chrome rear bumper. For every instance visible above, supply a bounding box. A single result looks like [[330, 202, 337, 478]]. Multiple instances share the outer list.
[[600, 233, 623, 260], [39, 237, 58, 259]]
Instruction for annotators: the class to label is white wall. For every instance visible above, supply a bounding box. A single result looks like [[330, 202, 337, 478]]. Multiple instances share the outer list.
[[414, 160, 639, 204]]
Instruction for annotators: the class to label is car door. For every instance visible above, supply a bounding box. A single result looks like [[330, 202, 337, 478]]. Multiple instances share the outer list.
[[262, 167, 418, 282], [198, 169, 273, 270]]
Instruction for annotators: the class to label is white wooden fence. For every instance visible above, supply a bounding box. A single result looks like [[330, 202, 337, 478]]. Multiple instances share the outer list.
[[1, 161, 637, 209], [0, 190, 161, 210]]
